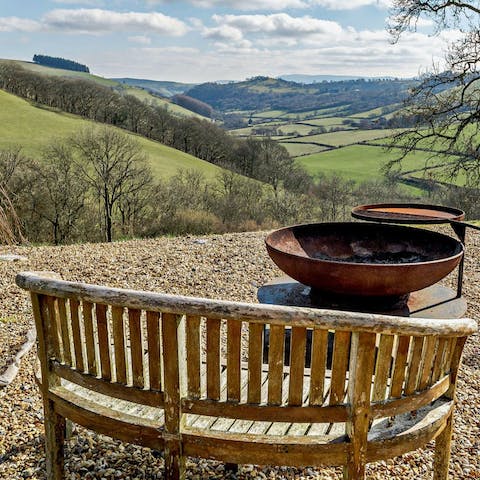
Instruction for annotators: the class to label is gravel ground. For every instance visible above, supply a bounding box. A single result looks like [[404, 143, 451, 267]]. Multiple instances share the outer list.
[[0, 229, 478, 479]]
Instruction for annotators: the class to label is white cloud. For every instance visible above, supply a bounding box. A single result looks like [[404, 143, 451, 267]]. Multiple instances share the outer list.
[[51, 0, 104, 5], [145, 0, 308, 10], [0, 17, 41, 32], [203, 25, 244, 42], [310, 0, 392, 9], [42, 9, 188, 36], [128, 35, 152, 45], [212, 13, 343, 38]]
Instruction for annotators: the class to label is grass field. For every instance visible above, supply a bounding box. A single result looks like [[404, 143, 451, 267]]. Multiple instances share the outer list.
[[297, 144, 439, 182], [0, 89, 224, 179], [280, 142, 330, 157], [291, 128, 402, 147]]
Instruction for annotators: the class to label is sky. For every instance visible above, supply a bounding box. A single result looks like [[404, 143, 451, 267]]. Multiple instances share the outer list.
[[0, 0, 460, 83]]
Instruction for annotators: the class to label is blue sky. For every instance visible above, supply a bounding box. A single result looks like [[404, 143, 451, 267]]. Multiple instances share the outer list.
[[0, 1, 458, 82]]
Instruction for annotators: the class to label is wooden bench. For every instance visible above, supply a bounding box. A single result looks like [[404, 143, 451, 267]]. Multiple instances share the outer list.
[[16, 271, 477, 480]]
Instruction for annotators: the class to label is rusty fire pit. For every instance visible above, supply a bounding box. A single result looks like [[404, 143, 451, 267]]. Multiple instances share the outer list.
[[265, 222, 463, 298]]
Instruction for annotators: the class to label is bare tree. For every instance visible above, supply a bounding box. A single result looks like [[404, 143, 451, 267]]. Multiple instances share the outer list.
[[71, 127, 153, 242], [26, 143, 87, 245], [387, 1, 480, 186]]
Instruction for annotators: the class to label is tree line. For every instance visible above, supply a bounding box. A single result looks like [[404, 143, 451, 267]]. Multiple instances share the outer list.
[[33, 55, 90, 73], [0, 63, 309, 190], [0, 126, 422, 245]]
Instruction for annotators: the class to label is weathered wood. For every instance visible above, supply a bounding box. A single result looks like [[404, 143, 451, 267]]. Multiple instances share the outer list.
[[433, 411, 453, 480], [267, 324, 284, 405], [371, 376, 449, 419], [16, 273, 477, 337], [329, 331, 350, 405], [309, 328, 328, 406], [418, 336, 437, 391], [57, 298, 71, 366], [289, 327, 307, 406], [344, 331, 376, 479], [248, 323, 263, 404], [146, 311, 162, 391], [181, 397, 347, 423], [52, 361, 164, 407], [112, 306, 127, 385], [161, 312, 185, 479], [186, 315, 201, 399], [405, 336, 424, 395], [206, 317, 221, 401], [46, 296, 61, 361], [17, 273, 477, 480], [69, 299, 84, 372], [372, 334, 394, 402], [96, 303, 111, 381], [82, 301, 96, 375], [431, 338, 448, 384], [227, 319, 241, 402], [128, 309, 144, 388], [390, 335, 410, 398]]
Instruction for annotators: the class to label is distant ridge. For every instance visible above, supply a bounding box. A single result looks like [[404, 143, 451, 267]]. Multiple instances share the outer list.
[[112, 78, 195, 97], [279, 74, 397, 84]]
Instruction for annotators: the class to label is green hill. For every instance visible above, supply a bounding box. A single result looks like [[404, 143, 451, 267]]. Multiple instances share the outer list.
[[113, 78, 194, 98], [186, 76, 413, 114], [0, 59, 207, 120], [0, 89, 224, 179]]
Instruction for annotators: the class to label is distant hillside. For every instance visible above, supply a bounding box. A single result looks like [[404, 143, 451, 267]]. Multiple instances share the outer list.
[[0, 89, 224, 180], [0, 59, 206, 119], [186, 76, 413, 114], [279, 74, 396, 83], [113, 78, 195, 97]]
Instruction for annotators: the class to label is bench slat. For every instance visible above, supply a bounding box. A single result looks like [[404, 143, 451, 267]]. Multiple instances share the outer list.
[[206, 317, 221, 400], [289, 327, 306, 406], [227, 319, 241, 402], [186, 315, 201, 398], [248, 323, 263, 404], [372, 334, 394, 402], [405, 336, 424, 395], [57, 297, 72, 366], [418, 336, 437, 391], [82, 301, 96, 376], [329, 331, 350, 405], [309, 328, 328, 406], [147, 311, 162, 391], [96, 304, 111, 381], [390, 335, 410, 398], [112, 306, 127, 385], [267, 324, 284, 405], [128, 309, 144, 388], [69, 299, 84, 372]]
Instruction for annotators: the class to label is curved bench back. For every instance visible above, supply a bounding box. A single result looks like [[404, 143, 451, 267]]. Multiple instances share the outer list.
[[29, 290, 168, 408], [17, 272, 476, 472], [179, 316, 469, 424]]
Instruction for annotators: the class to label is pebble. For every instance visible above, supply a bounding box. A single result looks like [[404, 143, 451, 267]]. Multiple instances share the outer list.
[[0, 229, 478, 479]]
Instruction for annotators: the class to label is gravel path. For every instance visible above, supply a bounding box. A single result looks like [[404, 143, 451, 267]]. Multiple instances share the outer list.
[[0, 230, 478, 479]]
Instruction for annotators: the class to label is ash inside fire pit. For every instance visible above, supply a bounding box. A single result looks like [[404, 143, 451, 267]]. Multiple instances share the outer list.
[[265, 222, 463, 297], [313, 251, 430, 264]]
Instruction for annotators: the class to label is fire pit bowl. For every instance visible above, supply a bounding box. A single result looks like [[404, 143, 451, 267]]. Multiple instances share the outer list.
[[265, 222, 463, 297]]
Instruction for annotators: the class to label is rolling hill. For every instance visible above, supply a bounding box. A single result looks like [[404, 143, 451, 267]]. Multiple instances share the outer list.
[[0, 89, 224, 179], [0, 59, 208, 120]]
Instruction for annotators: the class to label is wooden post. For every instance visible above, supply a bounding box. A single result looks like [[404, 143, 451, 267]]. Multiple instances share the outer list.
[[31, 293, 65, 480], [344, 331, 376, 480], [433, 336, 466, 480], [162, 313, 185, 480]]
